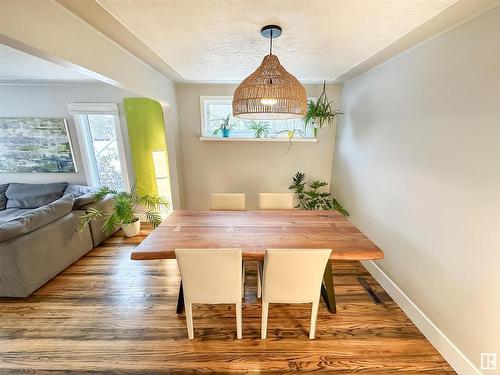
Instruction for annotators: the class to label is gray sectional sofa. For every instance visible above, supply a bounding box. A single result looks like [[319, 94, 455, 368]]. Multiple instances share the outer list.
[[0, 182, 113, 297]]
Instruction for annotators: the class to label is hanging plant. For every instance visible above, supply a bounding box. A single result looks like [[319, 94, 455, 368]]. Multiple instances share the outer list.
[[304, 81, 343, 136]]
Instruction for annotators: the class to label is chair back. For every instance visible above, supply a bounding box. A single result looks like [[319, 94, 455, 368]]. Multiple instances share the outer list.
[[211, 193, 246, 210], [175, 248, 242, 303], [262, 249, 331, 303], [258, 193, 293, 210]]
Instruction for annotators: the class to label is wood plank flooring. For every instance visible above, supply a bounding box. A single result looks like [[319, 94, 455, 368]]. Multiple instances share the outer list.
[[0, 225, 455, 374]]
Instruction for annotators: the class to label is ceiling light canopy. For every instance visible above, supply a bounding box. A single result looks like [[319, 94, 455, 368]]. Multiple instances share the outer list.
[[232, 25, 307, 120]]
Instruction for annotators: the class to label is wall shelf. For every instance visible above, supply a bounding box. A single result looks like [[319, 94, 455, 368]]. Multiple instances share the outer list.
[[199, 137, 318, 143]]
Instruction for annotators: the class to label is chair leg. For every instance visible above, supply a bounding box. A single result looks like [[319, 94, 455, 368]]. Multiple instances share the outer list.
[[241, 260, 246, 298], [185, 302, 194, 339], [261, 301, 269, 339], [257, 261, 262, 298], [309, 300, 319, 339], [236, 302, 242, 339]]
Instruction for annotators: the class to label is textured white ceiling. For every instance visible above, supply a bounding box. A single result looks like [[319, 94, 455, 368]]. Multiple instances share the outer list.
[[97, 0, 458, 82], [0, 44, 93, 82]]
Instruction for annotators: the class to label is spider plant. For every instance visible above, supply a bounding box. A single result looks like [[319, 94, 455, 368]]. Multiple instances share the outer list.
[[80, 186, 169, 236], [212, 114, 234, 136], [246, 121, 270, 138], [289, 172, 349, 216], [275, 128, 307, 153], [304, 81, 343, 135]]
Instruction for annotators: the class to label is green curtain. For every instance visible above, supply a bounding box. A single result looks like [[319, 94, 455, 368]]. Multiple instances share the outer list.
[[124, 98, 168, 197]]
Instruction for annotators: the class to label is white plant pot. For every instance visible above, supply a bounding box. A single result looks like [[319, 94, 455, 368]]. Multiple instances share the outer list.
[[121, 219, 141, 237]]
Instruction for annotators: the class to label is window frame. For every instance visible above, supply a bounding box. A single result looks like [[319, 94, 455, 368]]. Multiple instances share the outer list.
[[68, 103, 131, 192], [199, 95, 317, 141]]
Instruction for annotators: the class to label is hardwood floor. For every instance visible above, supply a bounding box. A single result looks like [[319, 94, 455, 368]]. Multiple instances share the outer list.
[[0, 225, 455, 374]]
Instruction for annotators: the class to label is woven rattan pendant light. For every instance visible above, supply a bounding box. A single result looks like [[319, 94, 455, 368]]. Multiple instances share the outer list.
[[232, 25, 307, 120]]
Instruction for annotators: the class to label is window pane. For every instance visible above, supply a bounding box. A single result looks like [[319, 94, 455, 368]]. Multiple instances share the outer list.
[[203, 98, 315, 138], [87, 114, 125, 190]]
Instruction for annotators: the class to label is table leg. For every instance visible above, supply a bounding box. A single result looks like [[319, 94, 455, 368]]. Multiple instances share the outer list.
[[321, 260, 337, 314], [176, 281, 184, 314]]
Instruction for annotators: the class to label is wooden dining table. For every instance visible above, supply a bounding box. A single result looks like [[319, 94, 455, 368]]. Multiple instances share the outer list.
[[131, 210, 384, 314]]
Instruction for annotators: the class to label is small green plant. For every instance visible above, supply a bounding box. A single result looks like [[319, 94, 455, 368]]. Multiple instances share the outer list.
[[246, 121, 270, 138], [304, 81, 343, 135], [212, 114, 234, 136], [289, 172, 349, 216], [275, 128, 307, 153], [80, 187, 169, 235]]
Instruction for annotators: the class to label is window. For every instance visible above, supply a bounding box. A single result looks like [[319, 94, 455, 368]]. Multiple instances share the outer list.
[[200, 96, 315, 140], [69, 103, 130, 191]]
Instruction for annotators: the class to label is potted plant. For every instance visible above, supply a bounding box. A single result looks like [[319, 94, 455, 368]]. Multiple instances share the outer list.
[[247, 121, 270, 138], [304, 81, 343, 136], [289, 172, 349, 216], [212, 114, 234, 138], [80, 187, 169, 237]]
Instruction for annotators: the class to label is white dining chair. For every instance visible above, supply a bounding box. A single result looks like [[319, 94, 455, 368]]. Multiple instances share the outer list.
[[210, 193, 246, 211], [260, 248, 332, 339], [175, 248, 243, 339], [255, 192, 294, 298], [209, 193, 253, 297], [258, 193, 294, 210]]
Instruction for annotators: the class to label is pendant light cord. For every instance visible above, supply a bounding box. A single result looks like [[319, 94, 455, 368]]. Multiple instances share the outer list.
[[269, 29, 273, 55]]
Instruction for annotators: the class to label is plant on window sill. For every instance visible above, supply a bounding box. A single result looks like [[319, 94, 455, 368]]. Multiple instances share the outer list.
[[304, 81, 343, 136], [80, 186, 169, 237], [289, 172, 349, 217], [212, 114, 234, 138], [247, 121, 270, 138], [275, 129, 307, 152]]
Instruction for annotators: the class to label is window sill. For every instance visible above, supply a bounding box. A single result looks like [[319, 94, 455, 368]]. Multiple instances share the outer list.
[[199, 137, 318, 143]]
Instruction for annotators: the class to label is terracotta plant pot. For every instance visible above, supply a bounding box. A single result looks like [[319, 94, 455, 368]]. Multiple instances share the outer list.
[[121, 219, 141, 237]]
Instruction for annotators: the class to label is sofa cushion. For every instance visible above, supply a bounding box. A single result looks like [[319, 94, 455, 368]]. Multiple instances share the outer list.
[[6, 182, 68, 209], [0, 208, 34, 224], [65, 184, 97, 207], [0, 184, 8, 210], [74, 192, 98, 208], [0, 194, 74, 242], [64, 184, 93, 197]]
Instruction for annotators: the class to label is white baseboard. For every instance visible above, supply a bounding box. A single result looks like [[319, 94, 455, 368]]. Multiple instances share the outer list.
[[362, 260, 481, 375]]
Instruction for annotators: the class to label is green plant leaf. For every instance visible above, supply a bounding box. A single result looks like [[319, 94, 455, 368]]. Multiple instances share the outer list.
[[78, 207, 102, 232], [144, 209, 163, 229], [80, 186, 170, 234], [92, 186, 119, 202], [310, 180, 328, 190], [289, 172, 349, 217], [303, 83, 343, 131], [102, 213, 121, 236]]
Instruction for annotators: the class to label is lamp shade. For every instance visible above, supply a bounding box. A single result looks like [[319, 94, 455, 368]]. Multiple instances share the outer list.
[[232, 54, 307, 120]]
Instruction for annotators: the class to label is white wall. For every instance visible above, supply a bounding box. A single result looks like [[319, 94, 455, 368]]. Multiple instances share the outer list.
[[333, 6, 500, 373], [176, 83, 341, 209], [0, 82, 137, 186]]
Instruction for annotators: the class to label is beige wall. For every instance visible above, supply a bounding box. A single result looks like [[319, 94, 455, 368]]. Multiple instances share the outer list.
[[176, 83, 341, 209], [333, 5, 500, 372]]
